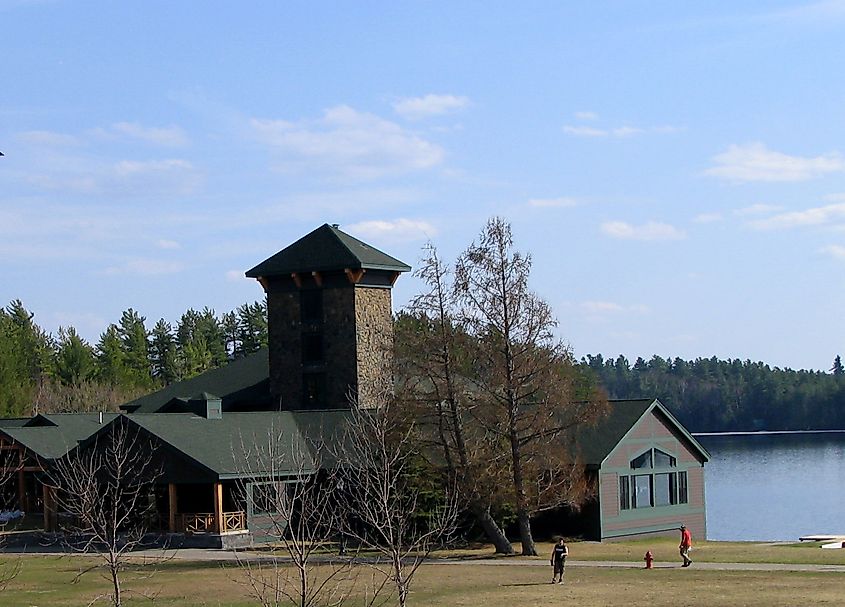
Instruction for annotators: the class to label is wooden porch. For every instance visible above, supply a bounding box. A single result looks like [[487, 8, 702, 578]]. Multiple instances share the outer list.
[[166, 482, 247, 535]]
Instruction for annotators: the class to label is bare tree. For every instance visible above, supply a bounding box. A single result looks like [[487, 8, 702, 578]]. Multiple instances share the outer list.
[[399, 243, 514, 554], [337, 399, 458, 607], [234, 425, 353, 607], [49, 417, 163, 607], [454, 217, 606, 556], [0, 441, 23, 589]]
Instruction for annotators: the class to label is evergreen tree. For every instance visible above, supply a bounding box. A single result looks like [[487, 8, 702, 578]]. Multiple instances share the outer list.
[[116, 309, 153, 389], [236, 301, 268, 355], [149, 319, 178, 385], [53, 327, 95, 386], [831, 355, 844, 377], [95, 324, 129, 387]]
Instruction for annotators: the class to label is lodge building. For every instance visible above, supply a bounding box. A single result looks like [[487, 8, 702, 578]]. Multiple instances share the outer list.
[[0, 224, 708, 545]]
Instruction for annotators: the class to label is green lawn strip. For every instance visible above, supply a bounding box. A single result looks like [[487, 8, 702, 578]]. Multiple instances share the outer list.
[[4, 546, 845, 607], [437, 539, 845, 566]]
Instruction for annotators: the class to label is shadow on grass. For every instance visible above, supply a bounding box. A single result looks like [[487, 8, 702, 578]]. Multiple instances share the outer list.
[[501, 582, 559, 587]]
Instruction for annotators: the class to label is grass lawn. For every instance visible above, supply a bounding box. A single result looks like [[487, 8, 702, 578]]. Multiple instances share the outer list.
[[2, 540, 844, 606], [532, 537, 845, 566]]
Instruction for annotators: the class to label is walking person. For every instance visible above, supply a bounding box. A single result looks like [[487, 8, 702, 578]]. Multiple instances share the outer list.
[[550, 537, 568, 584], [679, 524, 693, 567]]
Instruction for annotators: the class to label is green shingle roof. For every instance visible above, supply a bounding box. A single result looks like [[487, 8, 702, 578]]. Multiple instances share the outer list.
[[122, 348, 271, 414], [124, 410, 353, 480], [573, 399, 709, 467], [0, 413, 118, 460], [245, 223, 411, 278]]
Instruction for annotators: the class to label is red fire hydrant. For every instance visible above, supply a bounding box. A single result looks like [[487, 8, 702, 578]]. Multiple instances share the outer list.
[[644, 550, 654, 569]]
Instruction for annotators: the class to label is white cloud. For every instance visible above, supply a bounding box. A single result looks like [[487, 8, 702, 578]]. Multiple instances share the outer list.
[[345, 218, 436, 243], [705, 143, 845, 182], [694, 213, 723, 223], [612, 126, 644, 137], [156, 239, 180, 249], [749, 203, 845, 230], [579, 300, 650, 320], [226, 269, 248, 282], [563, 124, 672, 138], [733, 203, 784, 216], [26, 157, 202, 197], [528, 197, 578, 208], [563, 125, 609, 137], [102, 258, 186, 276], [820, 244, 845, 260], [600, 220, 686, 241], [764, 0, 845, 23], [393, 94, 470, 120], [16, 130, 80, 146], [108, 122, 189, 146], [574, 111, 599, 121], [251, 105, 444, 180]]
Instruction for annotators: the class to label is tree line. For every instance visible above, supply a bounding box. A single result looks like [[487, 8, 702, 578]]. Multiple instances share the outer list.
[[0, 300, 267, 417], [584, 353, 845, 432]]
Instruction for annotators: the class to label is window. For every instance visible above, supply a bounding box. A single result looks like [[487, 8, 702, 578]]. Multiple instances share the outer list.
[[633, 475, 652, 508], [654, 473, 671, 506], [302, 372, 325, 408], [617, 448, 689, 511], [300, 290, 323, 324], [619, 476, 630, 511], [301, 333, 323, 364], [631, 451, 652, 469], [654, 449, 676, 468]]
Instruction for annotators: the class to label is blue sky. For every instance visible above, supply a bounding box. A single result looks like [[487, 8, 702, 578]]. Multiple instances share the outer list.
[[2, 1, 845, 370]]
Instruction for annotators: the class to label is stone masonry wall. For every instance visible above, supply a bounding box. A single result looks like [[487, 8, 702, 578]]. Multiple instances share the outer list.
[[354, 287, 393, 408], [323, 287, 358, 407], [267, 290, 301, 409]]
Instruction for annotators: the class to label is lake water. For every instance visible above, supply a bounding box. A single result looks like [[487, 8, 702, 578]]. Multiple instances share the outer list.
[[698, 432, 845, 541]]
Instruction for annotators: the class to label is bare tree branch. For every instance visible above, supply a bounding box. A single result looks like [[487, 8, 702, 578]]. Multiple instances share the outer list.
[[49, 417, 166, 607]]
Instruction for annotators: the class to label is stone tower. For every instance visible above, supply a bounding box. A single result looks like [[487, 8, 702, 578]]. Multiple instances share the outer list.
[[246, 224, 410, 410]]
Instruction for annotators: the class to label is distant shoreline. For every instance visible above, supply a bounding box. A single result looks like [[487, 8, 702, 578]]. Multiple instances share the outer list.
[[693, 429, 845, 437]]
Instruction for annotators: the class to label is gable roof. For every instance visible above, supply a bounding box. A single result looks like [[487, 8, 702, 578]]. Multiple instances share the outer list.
[[245, 223, 411, 278], [121, 348, 271, 414], [109, 410, 353, 480], [574, 398, 709, 467], [0, 413, 118, 460]]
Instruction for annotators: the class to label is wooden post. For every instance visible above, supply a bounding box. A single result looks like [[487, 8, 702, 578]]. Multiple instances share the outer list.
[[42, 485, 55, 532], [213, 483, 224, 534], [168, 483, 178, 533], [17, 469, 26, 512]]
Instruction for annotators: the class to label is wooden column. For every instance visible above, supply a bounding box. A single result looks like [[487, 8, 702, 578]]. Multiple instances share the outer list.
[[17, 469, 26, 512], [213, 482, 224, 534], [168, 483, 178, 533], [42, 485, 56, 532]]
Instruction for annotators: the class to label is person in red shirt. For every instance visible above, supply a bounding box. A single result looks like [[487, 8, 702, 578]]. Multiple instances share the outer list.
[[679, 524, 693, 567]]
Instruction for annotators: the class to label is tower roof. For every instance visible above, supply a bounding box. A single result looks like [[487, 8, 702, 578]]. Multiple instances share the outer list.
[[246, 223, 411, 278]]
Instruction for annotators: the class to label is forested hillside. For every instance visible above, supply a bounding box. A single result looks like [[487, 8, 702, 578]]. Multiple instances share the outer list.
[[3, 298, 844, 431], [583, 354, 845, 432]]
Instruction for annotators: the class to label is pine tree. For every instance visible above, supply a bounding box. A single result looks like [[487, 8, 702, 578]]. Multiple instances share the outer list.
[[117, 309, 153, 389], [149, 319, 178, 385], [53, 327, 95, 386]]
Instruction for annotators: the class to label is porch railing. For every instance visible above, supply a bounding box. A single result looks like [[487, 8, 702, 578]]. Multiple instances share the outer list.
[[179, 511, 246, 534]]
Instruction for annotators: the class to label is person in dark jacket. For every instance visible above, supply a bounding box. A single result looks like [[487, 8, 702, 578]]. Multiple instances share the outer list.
[[550, 538, 568, 584]]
